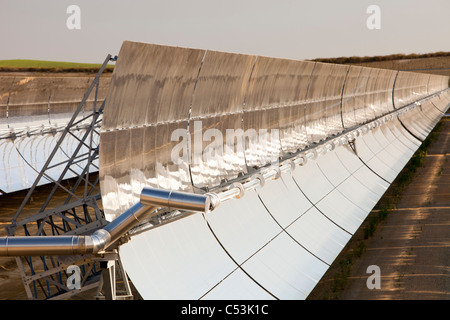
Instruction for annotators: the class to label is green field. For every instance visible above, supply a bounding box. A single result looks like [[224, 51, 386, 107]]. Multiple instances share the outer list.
[[0, 59, 114, 72]]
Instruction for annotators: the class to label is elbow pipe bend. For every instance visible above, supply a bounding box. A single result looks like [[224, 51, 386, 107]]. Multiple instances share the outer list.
[[0, 188, 212, 257]]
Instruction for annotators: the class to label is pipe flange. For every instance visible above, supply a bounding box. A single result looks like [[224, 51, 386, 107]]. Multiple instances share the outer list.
[[271, 166, 281, 180], [253, 173, 265, 188], [295, 153, 308, 166], [205, 192, 221, 212], [306, 149, 317, 160], [325, 142, 335, 152], [286, 159, 296, 172], [231, 182, 245, 199]]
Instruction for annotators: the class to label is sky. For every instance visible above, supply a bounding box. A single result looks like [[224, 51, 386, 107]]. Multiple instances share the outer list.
[[0, 0, 449, 64]]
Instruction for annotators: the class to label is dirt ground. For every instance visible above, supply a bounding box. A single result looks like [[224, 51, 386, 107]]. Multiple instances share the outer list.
[[309, 118, 450, 300]]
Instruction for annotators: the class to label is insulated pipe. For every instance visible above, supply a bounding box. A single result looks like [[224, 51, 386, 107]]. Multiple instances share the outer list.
[[0, 188, 211, 257], [0, 235, 91, 256], [103, 203, 157, 249], [140, 187, 211, 213]]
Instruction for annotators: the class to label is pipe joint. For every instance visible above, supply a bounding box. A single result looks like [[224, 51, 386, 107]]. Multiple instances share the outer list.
[[89, 229, 112, 254]]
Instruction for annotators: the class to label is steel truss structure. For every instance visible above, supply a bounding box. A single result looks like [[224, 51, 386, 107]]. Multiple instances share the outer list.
[[4, 54, 132, 300]]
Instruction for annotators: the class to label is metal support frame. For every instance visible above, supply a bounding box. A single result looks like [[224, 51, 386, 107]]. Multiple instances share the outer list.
[[3, 54, 117, 300], [93, 251, 133, 300]]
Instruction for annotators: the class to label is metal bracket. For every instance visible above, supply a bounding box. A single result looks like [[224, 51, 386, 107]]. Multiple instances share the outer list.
[[93, 251, 134, 300]]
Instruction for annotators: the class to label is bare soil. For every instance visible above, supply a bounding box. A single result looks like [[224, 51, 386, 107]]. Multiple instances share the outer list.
[[309, 119, 450, 300]]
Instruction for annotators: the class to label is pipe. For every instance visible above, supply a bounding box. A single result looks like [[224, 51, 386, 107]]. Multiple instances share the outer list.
[[103, 203, 157, 248], [0, 188, 211, 257], [0, 235, 90, 256], [140, 187, 211, 212]]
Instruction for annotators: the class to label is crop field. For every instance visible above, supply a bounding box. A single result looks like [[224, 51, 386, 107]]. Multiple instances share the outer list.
[[0, 59, 115, 73]]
